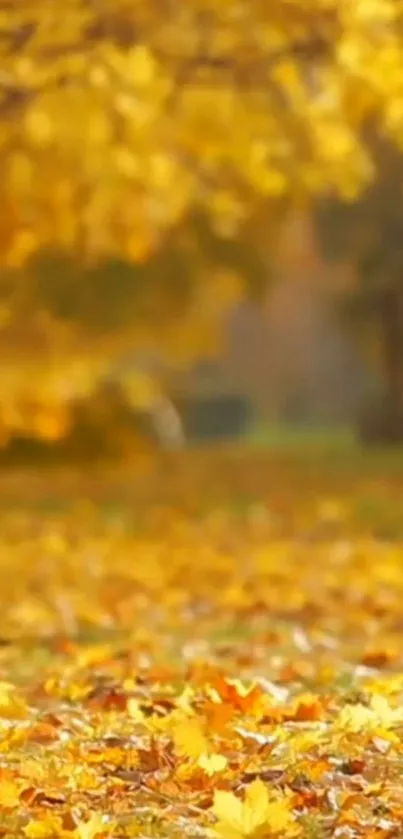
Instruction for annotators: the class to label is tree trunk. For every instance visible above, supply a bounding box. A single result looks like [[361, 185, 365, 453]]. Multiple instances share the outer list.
[[359, 285, 403, 444], [379, 286, 403, 434]]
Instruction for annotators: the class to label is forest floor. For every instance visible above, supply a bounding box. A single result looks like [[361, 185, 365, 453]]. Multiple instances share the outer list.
[[1, 444, 403, 838]]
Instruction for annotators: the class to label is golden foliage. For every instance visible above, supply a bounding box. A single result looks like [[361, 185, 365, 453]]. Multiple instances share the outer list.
[[1, 451, 403, 835], [0, 213, 262, 444], [213, 780, 299, 838], [2, 1, 403, 439], [0, 0, 402, 262]]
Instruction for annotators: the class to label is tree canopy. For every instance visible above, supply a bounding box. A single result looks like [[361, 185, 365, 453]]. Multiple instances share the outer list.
[[1, 0, 403, 445], [1, 0, 403, 265]]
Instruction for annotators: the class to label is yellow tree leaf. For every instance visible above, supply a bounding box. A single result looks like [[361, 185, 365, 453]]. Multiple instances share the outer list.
[[212, 779, 299, 839], [23, 817, 64, 839], [0, 778, 21, 808], [198, 752, 228, 775], [337, 694, 403, 733], [172, 716, 209, 759], [0, 682, 29, 719], [75, 812, 108, 839]]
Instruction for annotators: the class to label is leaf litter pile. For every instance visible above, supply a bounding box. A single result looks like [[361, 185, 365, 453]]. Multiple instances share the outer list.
[[2, 451, 403, 838]]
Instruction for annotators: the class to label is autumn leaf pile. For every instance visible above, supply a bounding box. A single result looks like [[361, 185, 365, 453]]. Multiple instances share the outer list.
[[2, 450, 403, 838]]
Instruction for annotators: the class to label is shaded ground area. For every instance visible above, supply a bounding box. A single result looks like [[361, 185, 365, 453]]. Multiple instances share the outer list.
[[2, 446, 403, 837]]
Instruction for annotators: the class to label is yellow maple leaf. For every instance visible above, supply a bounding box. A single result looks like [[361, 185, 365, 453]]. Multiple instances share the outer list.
[[23, 816, 64, 839], [172, 716, 209, 758], [176, 685, 196, 714], [0, 778, 21, 808], [198, 753, 228, 776], [337, 694, 403, 733], [127, 698, 146, 723], [21, 760, 47, 783], [212, 779, 299, 839], [0, 682, 29, 719], [75, 812, 107, 839]]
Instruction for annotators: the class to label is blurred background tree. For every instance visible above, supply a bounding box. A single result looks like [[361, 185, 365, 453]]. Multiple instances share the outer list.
[[1, 1, 403, 451], [315, 140, 403, 443]]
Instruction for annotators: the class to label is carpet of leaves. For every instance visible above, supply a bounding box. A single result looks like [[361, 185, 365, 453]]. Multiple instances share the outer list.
[[2, 450, 403, 839]]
